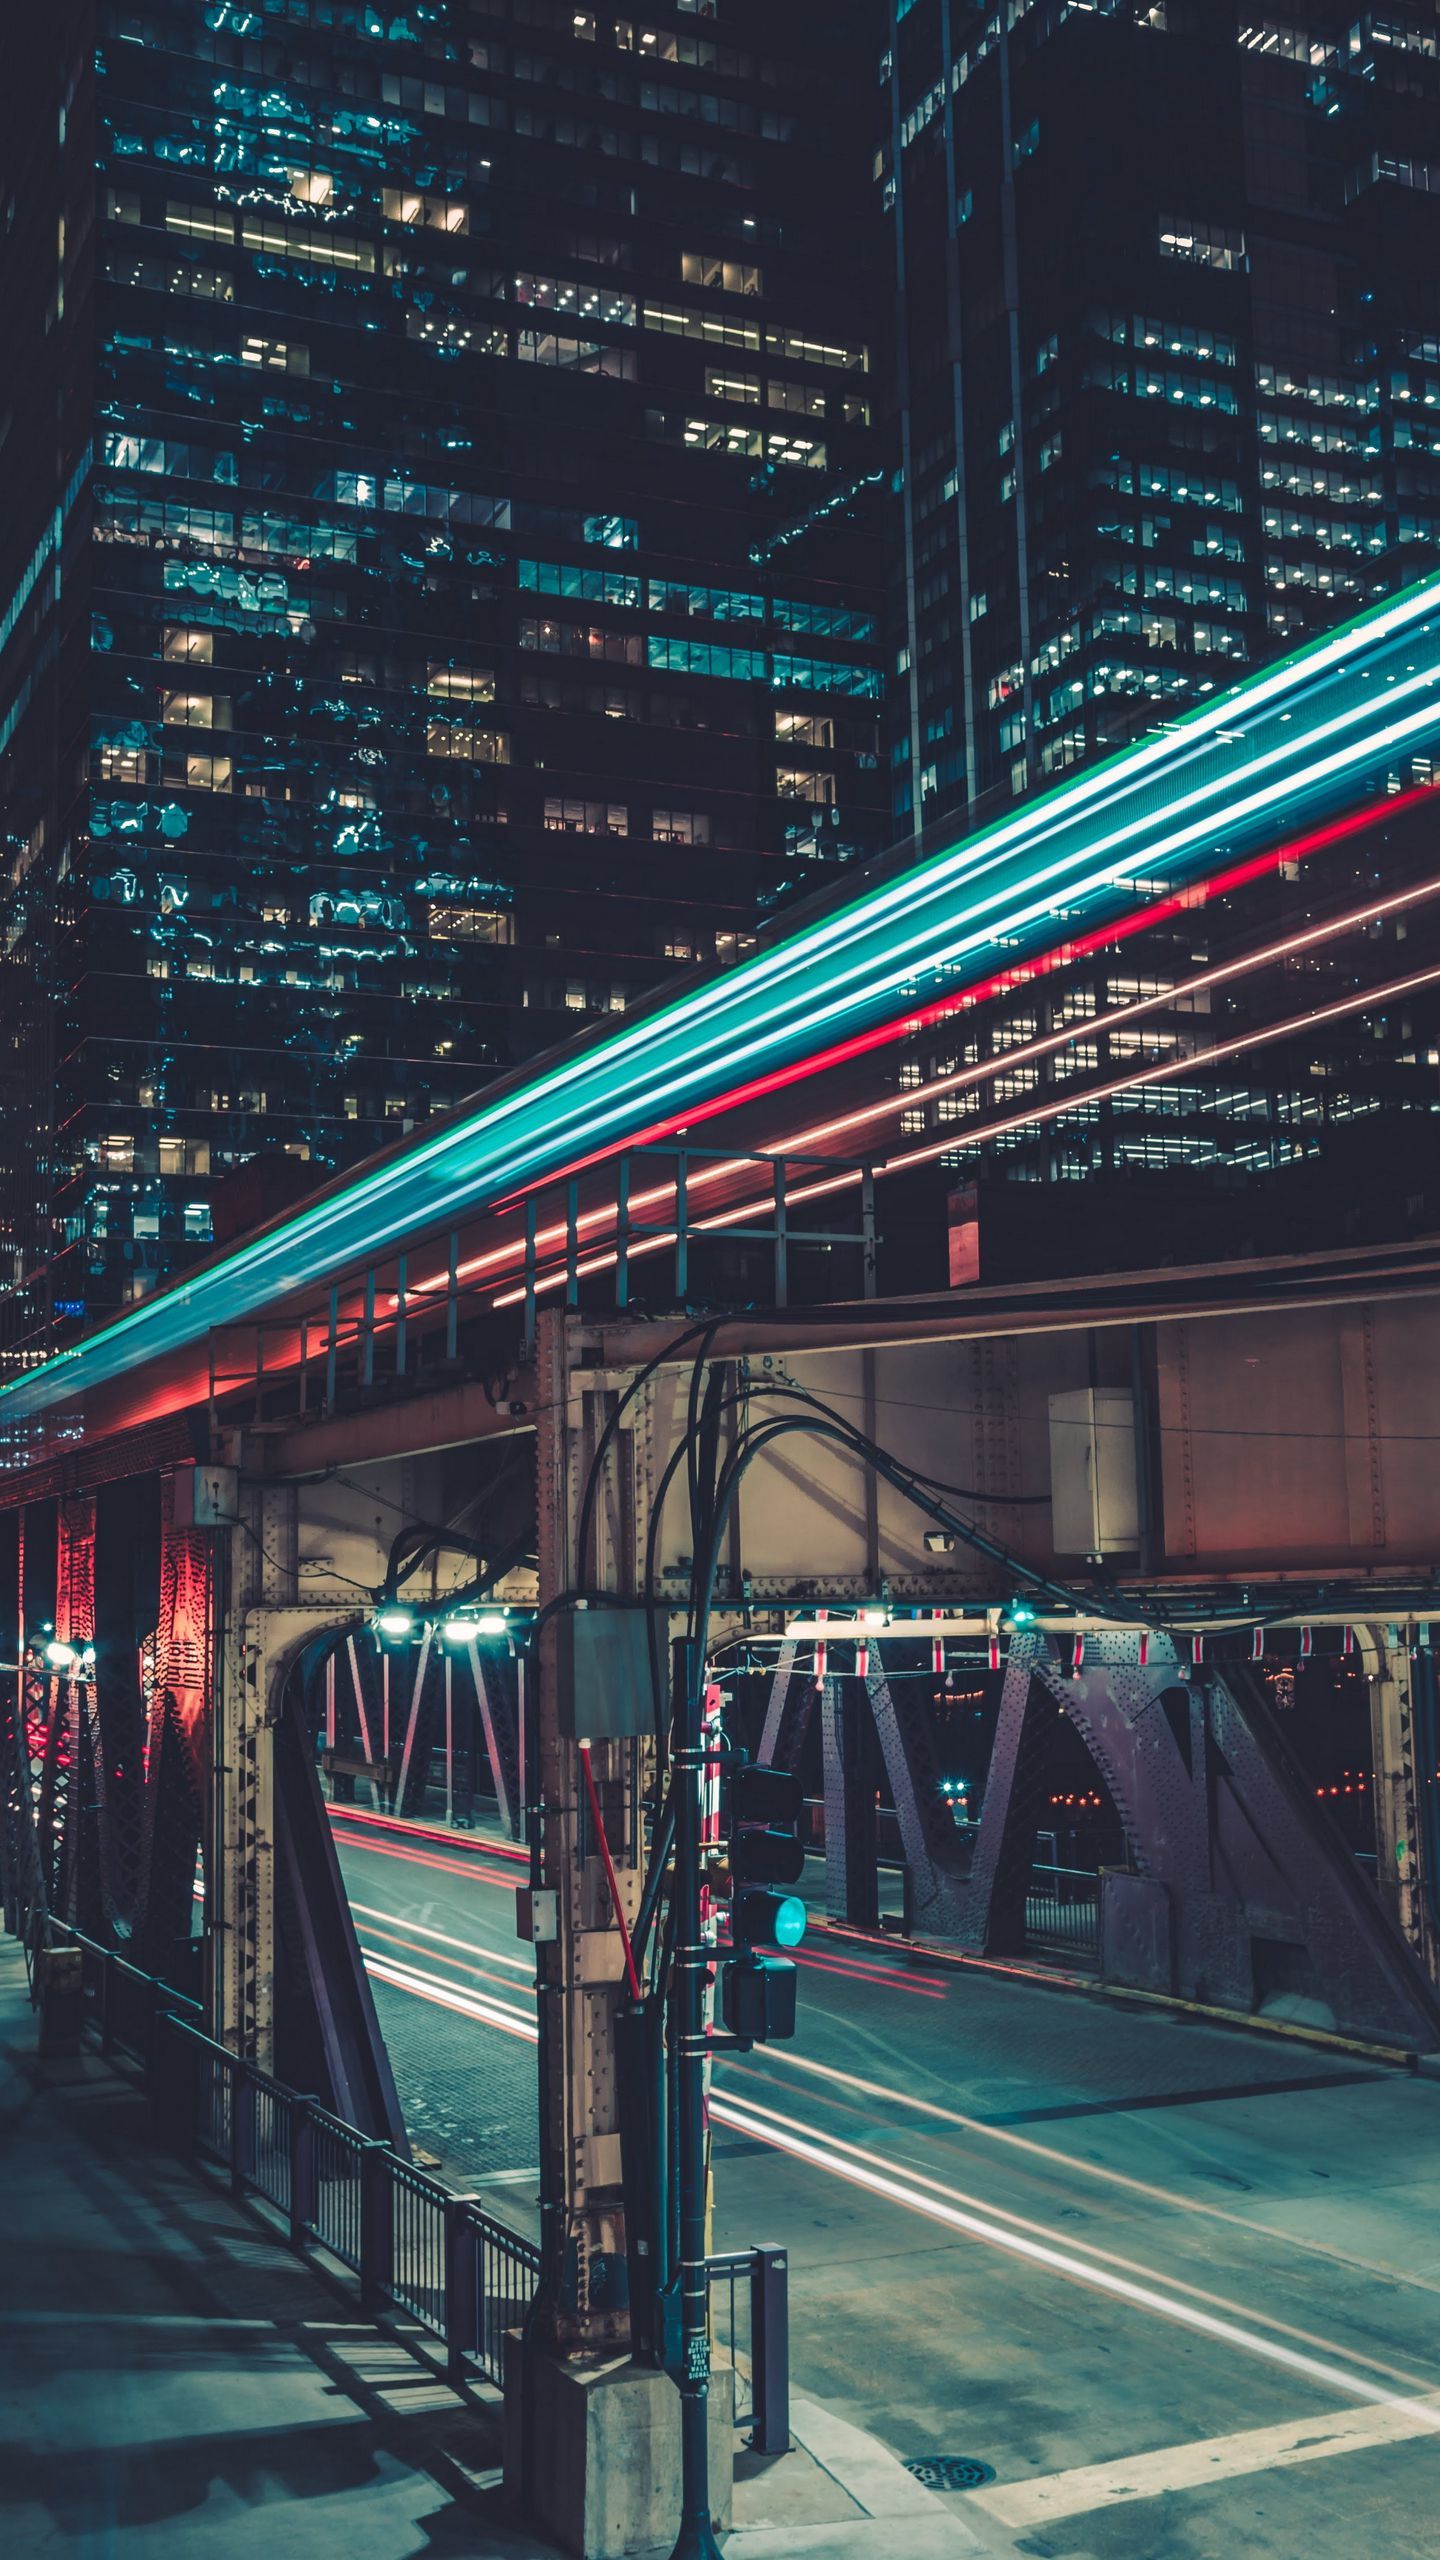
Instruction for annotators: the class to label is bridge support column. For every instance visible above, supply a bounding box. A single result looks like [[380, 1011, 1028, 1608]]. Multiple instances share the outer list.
[[508, 1313, 731, 2559], [213, 1481, 296, 2064], [1358, 1624, 1438, 1986]]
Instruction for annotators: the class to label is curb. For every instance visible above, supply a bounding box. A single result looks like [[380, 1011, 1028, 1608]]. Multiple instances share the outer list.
[[727, 2395, 992, 2556], [815, 1917, 1423, 2069]]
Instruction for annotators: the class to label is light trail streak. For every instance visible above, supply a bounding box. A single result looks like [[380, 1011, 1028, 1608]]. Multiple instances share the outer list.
[[332, 1828, 521, 1892], [347, 1896, 532, 1969], [735, 2042, 1440, 2344], [358, 1930, 1440, 2406], [593, 790, 1434, 1156], [793, 1944, 947, 1999], [879, 948, 1440, 1184], [331, 1803, 527, 1864], [362, 1949, 535, 2038], [712, 2091, 1440, 2420], [491, 949, 1440, 1308], [405, 789, 1428, 1309], [9, 576, 1440, 1419], [466, 817, 1440, 1306]]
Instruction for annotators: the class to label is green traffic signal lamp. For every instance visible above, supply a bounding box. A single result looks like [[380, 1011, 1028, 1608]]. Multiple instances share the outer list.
[[733, 1884, 807, 1951], [1002, 1593, 1038, 1632]]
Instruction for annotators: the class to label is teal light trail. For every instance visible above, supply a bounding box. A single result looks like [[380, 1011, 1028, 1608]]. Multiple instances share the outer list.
[[6, 574, 1440, 1422]]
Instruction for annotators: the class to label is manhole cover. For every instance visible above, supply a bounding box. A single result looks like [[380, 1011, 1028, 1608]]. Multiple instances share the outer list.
[[904, 2455, 997, 2494]]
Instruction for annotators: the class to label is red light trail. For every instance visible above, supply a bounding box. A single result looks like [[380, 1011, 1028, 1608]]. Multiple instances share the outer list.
[[427, 790, 1434, 1311]]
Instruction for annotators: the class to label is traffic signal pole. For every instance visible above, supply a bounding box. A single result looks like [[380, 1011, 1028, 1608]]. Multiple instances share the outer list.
[[668, 1638, 723, 2560]]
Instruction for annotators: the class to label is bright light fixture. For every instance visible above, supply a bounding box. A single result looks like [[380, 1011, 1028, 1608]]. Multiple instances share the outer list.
[[440, 1609, 508, 1641], [43, 1640, 78, 1670], [374, 1607, 416, 1640]]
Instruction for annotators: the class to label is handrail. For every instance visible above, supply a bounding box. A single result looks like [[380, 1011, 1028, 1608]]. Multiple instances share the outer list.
[[38, 1920, 786, 2429]]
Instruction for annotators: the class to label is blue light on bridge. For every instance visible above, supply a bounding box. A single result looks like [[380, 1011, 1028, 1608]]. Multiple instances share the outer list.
[[6, 573, 1440, 1422]]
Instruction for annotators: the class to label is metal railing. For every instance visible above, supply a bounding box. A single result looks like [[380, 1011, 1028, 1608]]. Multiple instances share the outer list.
[[148, 2002, 540, 2385], [47, 1924, 787, 2433], [706, 2244, 790, 2455], [204, 1136, 880, 1433], [1025, 1862, 1101, 1962]]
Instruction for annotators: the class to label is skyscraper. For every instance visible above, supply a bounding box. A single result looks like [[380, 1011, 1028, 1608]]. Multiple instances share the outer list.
[[0, 0, 885, 1361], [885, 0, 1440, 824], [880, 0, 1440, 1236]]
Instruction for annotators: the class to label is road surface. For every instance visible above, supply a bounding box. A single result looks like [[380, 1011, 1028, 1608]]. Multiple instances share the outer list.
[[333, 1807, 1440, 2560]]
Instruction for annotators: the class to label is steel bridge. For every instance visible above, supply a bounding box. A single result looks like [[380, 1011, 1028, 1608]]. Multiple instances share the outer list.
[[6, 580, 1440, 2550]]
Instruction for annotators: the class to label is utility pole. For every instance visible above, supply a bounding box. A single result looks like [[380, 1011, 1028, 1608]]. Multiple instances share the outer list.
[[667, 1636, 722, 2560]]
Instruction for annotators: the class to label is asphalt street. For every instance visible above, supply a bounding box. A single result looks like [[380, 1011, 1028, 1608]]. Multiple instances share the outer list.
[[334, 1806, 1440, 2560]]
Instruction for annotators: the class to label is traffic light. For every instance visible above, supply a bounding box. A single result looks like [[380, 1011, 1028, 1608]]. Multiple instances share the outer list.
[[720, 1761, 805, 2045]]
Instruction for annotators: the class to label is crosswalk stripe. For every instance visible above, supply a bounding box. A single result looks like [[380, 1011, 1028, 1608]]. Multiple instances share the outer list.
[[970, 2394, 1440, 2530]]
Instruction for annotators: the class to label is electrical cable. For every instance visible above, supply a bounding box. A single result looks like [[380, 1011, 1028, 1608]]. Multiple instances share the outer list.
[[578, 1741, 642, 1999], [573, 1317, 721, 1595]]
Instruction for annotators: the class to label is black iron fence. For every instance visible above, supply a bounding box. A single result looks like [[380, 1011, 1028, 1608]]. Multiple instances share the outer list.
[[53, 1924, 786, 2435], [1024, 1862, 1101, 1963]]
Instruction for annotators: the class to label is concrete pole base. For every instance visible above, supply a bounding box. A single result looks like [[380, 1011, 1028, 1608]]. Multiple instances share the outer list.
[[502, 2334, 733, 2559]]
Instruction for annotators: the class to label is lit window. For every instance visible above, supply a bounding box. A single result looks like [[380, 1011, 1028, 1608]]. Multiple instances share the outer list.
[[165, 748, 232, 791], [1159, 217, 1244, 270], [514, 272, 636, 324], [683, 417, 763, 456], [425, 720, 510, 762], [93, 742, 149, 783], [162, 626, 213, 663], [162, 692, 230, 730], [765, 431, 827, 469], [682, 251, 762, 295], [543, 797, 629, 834], [651, 807, 711, 844], [775, 711, 834, 747], [382, 187, 468, 232], [764, 328, 867, 373], [166, 200, 233, 243], [427, 905, 513, 943], [427, 664, 496, 703], [158, 1137, 211, 1176], [241, 336, 308, 372], [241, 216, 374, 271], [706, 367, 761, 404], [768, 379, 826, 418]]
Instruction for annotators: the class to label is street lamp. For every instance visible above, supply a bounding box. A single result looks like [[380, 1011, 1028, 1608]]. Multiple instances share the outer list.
[[373, 1605, 416, 1642]]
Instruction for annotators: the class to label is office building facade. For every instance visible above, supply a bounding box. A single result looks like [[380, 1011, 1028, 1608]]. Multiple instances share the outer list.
[[0, 0, 885, 1357], [880, 0, 1440, 1216]]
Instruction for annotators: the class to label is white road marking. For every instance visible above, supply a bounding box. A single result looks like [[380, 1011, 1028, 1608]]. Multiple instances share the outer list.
[[971, 2395, 1440, 2529]]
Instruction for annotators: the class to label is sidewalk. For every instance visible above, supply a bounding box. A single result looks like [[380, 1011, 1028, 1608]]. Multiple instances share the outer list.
[[0, 1937, 989, 2560]]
